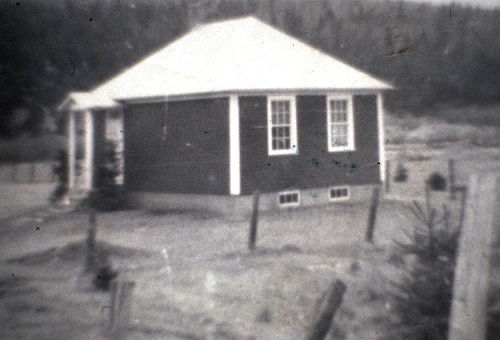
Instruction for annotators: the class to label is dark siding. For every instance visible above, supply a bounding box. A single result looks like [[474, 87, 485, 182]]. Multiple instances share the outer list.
[[239, 95, 380, 194], [124, 98, 230, 194]]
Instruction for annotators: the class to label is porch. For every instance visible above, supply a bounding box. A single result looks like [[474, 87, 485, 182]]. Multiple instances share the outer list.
[[58, 92, 123, 197]]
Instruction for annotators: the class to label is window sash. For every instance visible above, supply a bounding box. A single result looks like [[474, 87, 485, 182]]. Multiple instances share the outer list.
[[327, 97, 354, 152], [278, 191, 300, 206], [268, 96, 298, 155]]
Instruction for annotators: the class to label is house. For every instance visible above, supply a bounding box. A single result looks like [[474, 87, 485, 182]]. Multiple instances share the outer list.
[[59, 16, 392, 213]]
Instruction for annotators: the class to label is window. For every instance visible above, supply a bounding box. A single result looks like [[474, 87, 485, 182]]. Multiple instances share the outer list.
[[268, 96, 298, 155], [327, 96, 355, 152], [329, 186, 350, 201], [278, 191, 300, 207]]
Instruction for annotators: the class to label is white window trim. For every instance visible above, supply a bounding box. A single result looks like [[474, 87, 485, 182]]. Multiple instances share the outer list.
[[329, 186, 350, 201], [278, 191, 300, 207], [326, 95, 355, 153], [267, 95, 298, 156]]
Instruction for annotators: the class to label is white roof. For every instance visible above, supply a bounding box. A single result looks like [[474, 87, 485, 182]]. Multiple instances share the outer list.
[[89, 16, 391, 103]]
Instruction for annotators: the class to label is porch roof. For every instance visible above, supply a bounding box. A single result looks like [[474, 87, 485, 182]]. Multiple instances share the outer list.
[[58, 92, 120, 112]]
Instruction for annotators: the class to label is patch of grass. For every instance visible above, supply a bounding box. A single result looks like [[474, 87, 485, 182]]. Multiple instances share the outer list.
[[385, 108, 500, 147]]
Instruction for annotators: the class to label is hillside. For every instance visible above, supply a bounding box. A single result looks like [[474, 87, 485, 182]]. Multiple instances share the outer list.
[[1, 0, 499, 137]]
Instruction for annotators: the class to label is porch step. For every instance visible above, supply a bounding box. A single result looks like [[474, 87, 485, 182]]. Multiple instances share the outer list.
[[57, 190, 90, 208]]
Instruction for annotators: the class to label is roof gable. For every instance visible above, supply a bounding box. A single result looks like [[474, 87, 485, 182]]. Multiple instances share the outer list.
[[92, 16, 392, 101]]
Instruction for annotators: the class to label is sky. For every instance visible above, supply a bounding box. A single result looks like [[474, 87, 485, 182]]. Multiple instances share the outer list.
[[407, 0, 500, 9]]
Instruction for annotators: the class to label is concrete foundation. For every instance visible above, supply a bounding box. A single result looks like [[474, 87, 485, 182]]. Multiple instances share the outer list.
[[127, 184, 380, 218]]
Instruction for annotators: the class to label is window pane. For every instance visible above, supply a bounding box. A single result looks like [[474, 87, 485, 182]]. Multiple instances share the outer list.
[[282, 101, 290, 113], [283, 127, 290, 138], [331, 125, 341, 136], [337, 136, 348, 146]]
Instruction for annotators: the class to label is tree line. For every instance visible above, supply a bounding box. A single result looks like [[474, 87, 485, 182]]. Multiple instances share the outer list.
[[1, 0, 499, 137]]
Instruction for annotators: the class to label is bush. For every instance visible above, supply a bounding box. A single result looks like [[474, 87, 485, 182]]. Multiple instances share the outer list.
[[427, 172, 447, 191], [90, 140, 125, 211], [394, 163, 408, 182], [92, 264, 118, 291]]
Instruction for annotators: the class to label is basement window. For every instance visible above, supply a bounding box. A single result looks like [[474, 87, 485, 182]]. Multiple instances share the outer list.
[[329, 186, 350, 201], [278, 191, 300, 207], [268, 96, 298, 156]]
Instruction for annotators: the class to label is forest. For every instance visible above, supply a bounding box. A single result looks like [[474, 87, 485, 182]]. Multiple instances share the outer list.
[[1, 0, 499, 137]]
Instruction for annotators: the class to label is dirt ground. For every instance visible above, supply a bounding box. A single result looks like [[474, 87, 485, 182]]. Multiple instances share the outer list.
[[0, 194, 464, 340], [0, 183, 55, 220], [0, 144, 497, 339]]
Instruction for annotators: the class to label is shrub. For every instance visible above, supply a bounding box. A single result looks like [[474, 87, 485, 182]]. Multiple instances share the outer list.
[[427, 172, 447, 191], [394, 163, 408, 182], [92, 264, 118, 291]]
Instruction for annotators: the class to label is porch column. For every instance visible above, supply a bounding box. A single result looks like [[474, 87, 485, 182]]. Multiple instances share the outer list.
[[84, 110, 94, 190], [377, 93, 386, 184], [67, 111, 76, 190], [229, 95, 241, 195]]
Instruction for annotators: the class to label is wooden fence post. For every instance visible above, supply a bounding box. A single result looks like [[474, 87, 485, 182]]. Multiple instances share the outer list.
[[85, 209, 98, 272], [365, 187, 380, 243], [448, 159, 456, 200], [385, 159, 391, 193], [457, 186, 467, 231], [87, 209, 97, 251], [109, 281, 120, 332], [449, 172, 499, 340], [306, 279, 347, 340], [11, 164, 17, 183], [248, 191, 260, 251], [110, 281, 136, 340]]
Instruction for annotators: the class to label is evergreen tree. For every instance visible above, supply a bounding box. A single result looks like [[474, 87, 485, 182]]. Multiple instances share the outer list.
[[383, 200, 459, 340]]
